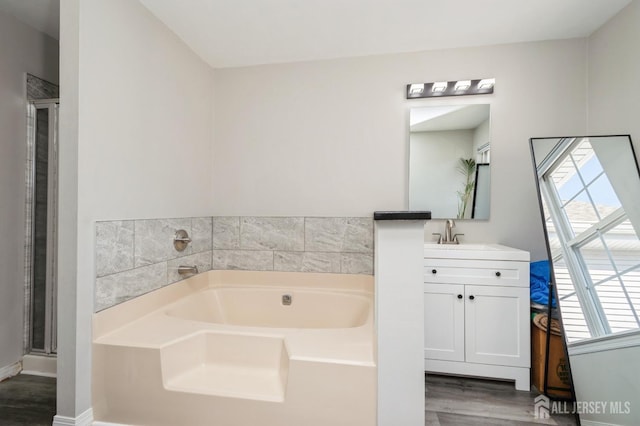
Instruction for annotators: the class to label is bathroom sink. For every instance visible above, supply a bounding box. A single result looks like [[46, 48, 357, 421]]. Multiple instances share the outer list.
[[423, 243, 529, 261]]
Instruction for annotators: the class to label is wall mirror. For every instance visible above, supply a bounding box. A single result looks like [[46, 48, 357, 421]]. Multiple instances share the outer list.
[[409, 104, 490, 219], [531, 135, 640, 422], [531, 135, 640, 344]]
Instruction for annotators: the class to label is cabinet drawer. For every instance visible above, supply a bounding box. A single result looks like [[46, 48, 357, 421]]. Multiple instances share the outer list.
[[424, 258, 528, 287]]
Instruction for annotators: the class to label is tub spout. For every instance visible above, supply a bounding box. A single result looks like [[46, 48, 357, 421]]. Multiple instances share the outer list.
[[178, 265, 199, 277]]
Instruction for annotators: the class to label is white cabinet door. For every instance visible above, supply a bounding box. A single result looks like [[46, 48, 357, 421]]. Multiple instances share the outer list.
[[424, 283, 465, 362], [464, 285, 530, 367]]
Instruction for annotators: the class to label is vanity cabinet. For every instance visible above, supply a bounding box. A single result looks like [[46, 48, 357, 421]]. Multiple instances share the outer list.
[[423, 246, 531, 390]]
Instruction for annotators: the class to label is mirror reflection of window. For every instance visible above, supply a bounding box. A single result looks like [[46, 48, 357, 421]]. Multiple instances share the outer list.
[[534, 136, 640, 343]]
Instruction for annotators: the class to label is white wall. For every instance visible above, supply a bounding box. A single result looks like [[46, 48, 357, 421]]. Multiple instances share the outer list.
[[472, 118, 490, 159], [571, 2, 640, 425], [0, 10, 58, 372], [570, 345, 639, 426], [588, 0, 640, 153], [409, 130, 474, 217], [212, 39, 587, 260], [57, 0, 214, 419]]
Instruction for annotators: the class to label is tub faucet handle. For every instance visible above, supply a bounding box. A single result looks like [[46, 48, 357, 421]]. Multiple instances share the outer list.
[[174, 229, 192, 252]]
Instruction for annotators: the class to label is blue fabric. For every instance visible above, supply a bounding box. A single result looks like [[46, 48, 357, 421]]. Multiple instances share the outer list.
[[530, 260, 556, 308]]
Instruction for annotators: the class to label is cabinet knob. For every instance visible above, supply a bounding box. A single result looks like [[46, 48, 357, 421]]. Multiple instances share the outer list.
[[495, 271, 502, 277], [469, 295, 475, 300], [431, 269, 437, 274], [457, 294, 463, 299]]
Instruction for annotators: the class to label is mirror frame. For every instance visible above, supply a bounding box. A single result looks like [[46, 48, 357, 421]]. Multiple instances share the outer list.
[[529, 135, 580, 403]]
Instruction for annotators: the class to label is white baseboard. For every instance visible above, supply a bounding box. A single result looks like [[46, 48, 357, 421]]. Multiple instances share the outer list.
[[0, 360, 22, 382], [93, 422, 130, 426], [53, 408, 93, 426], [22, 354, 57, 377]]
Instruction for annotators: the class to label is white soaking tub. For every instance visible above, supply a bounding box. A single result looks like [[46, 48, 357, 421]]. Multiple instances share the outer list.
[[92, 270, 376, 426], [165, 286, 371, 328]]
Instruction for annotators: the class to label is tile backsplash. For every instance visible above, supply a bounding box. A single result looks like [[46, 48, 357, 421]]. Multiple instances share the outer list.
[[95, 216, 373, 311]]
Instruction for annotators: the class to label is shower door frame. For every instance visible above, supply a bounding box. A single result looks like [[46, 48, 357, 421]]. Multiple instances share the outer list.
[[24, 99, 59, 356]]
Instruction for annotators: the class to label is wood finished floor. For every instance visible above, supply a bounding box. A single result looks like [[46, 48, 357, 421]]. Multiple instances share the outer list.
[[426, 374, 578, 426], [0, 373, 578, 425], [0, 374, 56, 426]]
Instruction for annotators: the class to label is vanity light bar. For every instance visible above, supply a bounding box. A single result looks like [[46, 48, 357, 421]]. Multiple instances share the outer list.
[[406, 78, 495, 99], [408, 83, 425, 96], [431, 81, 448, 93], [454, 80, 471, 91]]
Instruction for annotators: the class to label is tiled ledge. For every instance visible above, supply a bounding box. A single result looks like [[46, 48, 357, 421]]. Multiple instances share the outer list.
[[95, 216, 373, 311]]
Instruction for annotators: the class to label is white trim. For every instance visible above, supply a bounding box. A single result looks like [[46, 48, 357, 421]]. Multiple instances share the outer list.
[[425, 359, 530, 391], [21, 354, 57, 377], [0, 361, 22, 381], [568, 330, 640, 356], [53, 408, 93, 426], [93, 422, 131, 426], [21, 370, 57, 378], [580, 420, 622, 426]]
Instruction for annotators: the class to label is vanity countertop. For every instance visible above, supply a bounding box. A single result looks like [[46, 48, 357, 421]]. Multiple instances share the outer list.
[[424, 243, 530, 262]]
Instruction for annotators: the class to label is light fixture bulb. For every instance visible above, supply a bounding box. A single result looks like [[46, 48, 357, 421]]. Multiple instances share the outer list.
[[432, 82, 448, 93], [477, 78, 495, 90], [454, 80, 471, 91], [408, 83, 425, 96]]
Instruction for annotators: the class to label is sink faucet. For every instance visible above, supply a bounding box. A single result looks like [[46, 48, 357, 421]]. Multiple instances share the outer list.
[[432, 219, 463, 244], [444, 219, 454, 242]]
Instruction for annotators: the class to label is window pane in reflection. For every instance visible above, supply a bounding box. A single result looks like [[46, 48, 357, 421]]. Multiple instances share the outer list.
[[586, 174, 621, 218], [581, 222, 640, 333], [621, 269, 640, 322], [581, 236, 616, 285], [554, 258, 591, 342], [594, 279, 640, 334], [554, 158, 581, 203], [603, 220, 640, 273], [578, 154, 604, 185], [563, 196, 599, 234]]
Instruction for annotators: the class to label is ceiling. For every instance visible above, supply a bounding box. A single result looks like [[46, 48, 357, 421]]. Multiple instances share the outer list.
[[0, 0, 631, 68], [139, 0, 631, 68]]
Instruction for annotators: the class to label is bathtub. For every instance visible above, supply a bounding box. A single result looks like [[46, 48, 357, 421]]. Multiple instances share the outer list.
[[93, 270, 375, 426], [165, 286, 371, 328]]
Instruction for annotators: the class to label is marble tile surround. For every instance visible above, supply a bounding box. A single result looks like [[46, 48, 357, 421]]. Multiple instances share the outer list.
[[95, 217, 213, 312], [27, 73, 59, 100], [95, 216, 373, 311]]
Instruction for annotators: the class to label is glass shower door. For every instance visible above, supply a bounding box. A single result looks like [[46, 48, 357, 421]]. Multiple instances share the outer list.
[[26, 100, 58, 355]]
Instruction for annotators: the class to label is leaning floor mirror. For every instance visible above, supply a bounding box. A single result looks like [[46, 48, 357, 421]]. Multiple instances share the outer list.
[[531, 135, 640, 424]]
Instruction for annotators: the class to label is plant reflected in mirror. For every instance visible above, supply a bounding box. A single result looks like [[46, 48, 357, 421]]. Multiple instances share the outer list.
[[457, 157, 476, 219]]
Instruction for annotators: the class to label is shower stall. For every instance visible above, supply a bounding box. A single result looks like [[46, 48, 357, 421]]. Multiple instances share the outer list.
[[24, 99, 59, 357]]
